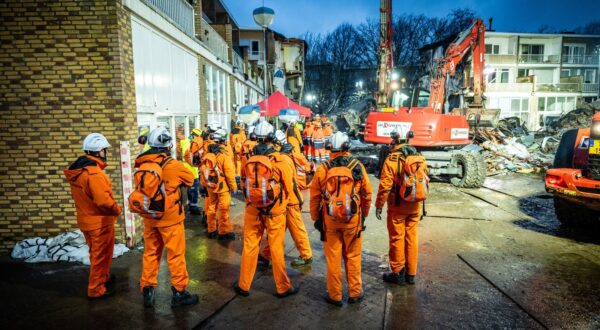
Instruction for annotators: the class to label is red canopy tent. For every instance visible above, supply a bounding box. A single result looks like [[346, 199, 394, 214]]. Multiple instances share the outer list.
[[257, 91, 312, 117]]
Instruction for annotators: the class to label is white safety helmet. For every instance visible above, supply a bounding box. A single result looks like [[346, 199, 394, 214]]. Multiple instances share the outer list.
[[148, 126, 172, 148], [82, 133, 111, 152], [208, 121, 221, 132], [330, 131, 350, 152], [254, 120, 274, 138], [213, 129, 227, 143], [275, 130, 287, 144]]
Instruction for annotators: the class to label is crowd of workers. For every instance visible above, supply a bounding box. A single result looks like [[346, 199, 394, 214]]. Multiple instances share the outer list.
[[64, 114, 427, 308]]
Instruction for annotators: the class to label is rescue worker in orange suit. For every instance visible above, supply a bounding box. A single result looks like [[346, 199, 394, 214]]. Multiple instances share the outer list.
[[230, 122, 246, 188], [310, 131, 372, 306], [204, 129, 238, 240], [182, 128, 202, 215], [311, 121, 326, 165], [322, 120, 334, 162], [136, 127, 199, 308], [233, 121, 299, 298], [286, 121, 303, 154], [240, 132, 258, 180], [64, 133, 122, 299], [375, 131, 421, 285], [261, 142, 313, 267], [198, 123, 219, 226], [303, 119, 314, 163]]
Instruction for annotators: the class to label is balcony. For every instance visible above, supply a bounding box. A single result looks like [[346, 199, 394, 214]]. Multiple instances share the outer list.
[[142, 0, 194, 37], [562, 55, 599, 65], [518, 54, 560, 64], [486, 82, 533, 93], [199, 18, 229, 62], [485, 54, 517, 65], [232, 51, 244, 75], [583, 83, 599, 93], [535, 83, 581, 93]]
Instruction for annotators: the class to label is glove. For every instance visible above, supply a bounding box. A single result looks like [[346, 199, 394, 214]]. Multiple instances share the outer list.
[[314, 218, 323, 232], [375, 208, 383, 221]]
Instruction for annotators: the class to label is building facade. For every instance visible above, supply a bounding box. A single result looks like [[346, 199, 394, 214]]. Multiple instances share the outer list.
[[0, 0, 275, 251], [485, 32, 600, 130]]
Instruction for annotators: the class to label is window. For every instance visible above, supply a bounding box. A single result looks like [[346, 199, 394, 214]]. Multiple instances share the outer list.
[[561, 69, 571, 78], [251, 41, 260, 56], [584, 69, 596, 83], [538, 96, 577, 127], [485, 44, 500, 55], [521, 44, 545, 63], [499, 69, 509, 83]]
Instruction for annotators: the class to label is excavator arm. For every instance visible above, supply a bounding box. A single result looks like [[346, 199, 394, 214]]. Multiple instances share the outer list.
[[376, 0, 393, 108], [428, 18, 486, 114]]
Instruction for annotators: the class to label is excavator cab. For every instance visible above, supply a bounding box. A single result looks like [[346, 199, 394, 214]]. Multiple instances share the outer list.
[[381, 88, 430, 112]]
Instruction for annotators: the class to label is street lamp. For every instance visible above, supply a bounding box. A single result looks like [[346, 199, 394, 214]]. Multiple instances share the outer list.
[[253, 6, 275, 114]]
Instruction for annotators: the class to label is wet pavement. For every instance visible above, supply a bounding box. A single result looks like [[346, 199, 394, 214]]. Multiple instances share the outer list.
[[1, 173, 599, 329]]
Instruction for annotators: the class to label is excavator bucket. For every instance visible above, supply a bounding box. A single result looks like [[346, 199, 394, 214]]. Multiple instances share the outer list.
[[453, 107, 501, 128]]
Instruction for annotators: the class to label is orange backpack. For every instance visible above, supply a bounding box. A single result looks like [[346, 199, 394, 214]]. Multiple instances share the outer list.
[[289, 152, 310, 190], [322, 158, 362, 223], [199, 153, 225, 191], [396, 152, 429, 202], [129, 157, 176, 219], [185, 137, 204, 166], [243, 154, 282, 210]]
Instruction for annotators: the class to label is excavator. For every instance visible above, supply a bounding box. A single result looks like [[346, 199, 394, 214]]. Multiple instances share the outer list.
[[364, 0, 498, 188], [545, 112, 600, 226]]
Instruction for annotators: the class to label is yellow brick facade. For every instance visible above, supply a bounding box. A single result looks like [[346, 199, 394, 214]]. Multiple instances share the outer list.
[[0, 0, 139, 251]]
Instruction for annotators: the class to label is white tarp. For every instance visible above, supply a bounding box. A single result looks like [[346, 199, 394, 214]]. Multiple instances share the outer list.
[[11, 230, 129, 265]]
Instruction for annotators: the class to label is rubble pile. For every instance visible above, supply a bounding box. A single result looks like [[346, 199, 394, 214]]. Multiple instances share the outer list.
[[474, 105, 598, 176]]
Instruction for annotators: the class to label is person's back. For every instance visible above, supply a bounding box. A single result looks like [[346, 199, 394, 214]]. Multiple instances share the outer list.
[[135, 127, 198, 308], [64, 133, 121, 299], [309, 131, 372, 306]]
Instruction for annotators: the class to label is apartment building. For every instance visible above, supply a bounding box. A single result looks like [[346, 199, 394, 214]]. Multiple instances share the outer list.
[[239, 28, 307, 104], [485, 32, 600, 130]]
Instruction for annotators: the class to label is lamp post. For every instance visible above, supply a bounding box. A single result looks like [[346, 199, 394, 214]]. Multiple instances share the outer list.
[[253, 6, 275, 117]]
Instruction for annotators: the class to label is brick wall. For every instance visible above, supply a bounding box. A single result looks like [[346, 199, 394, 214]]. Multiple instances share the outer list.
[[0, 0, 138, 252]]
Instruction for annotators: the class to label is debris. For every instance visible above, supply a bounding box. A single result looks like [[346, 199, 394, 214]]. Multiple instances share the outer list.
[[11, 230, 130, 265]]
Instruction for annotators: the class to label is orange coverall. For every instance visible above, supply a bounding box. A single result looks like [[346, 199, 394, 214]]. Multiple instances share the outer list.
[[201, 138, 215, 215], [303, 123, 314, 162], [64, 155, 122, 298], [309, 152, 372, 302], [205, 146, 238, 235], [311, 125, 326, 164], [239, 139, 257, 179], [286, 124, 303, 154], [135, 152, 194, 292], [262, 151, 312, 261], [238, 150, 294, 295], [322, 123, 333, 162], [230, 127, 246, 177], [375, 145, 422, 276]]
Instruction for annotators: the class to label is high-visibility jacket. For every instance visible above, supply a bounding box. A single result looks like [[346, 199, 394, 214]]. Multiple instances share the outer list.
[[303, 124, 314, 147], [64, 155, 121, 231], [311, 127, 325, 150], [180, 138, 199, 179]]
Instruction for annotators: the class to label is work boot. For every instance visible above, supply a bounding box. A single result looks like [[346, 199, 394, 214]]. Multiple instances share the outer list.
[[323, 294, 343, 307], [88, 288, 114, 300], [383, 268, 406, 286], [206, 231, 218, 239], [189, 205, 201, 215], [405, 274, 416, 285], [105, 274, 116, 287], [291, 257, 313, 267], [170, 286, 199, 307], [233, 282, 249, 297], [218, 232, 235, 241], [275, 286, 299, 298], [142, 286, 155, 308], [347, 292, 364, 304], [257, 254, 271, 267]]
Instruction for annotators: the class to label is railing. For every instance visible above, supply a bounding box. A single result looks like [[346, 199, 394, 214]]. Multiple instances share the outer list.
[[486, 83, 533, 93], [484, 54, 517, 64], [142, 0, 194, 37], [232, 51, 244, 74], [583, 83, 599, 93], [199, 18, 229, 62], [535, 83, 580, 92], [518, 54, 560, 64], [562, 55, 599, 65]]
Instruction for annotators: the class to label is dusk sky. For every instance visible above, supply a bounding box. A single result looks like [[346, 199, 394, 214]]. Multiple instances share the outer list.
[[224, 0, 599, 38]]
